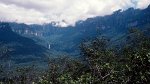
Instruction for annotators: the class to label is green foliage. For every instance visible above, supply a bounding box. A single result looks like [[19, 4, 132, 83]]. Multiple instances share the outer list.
[[123, 28, 150, 83], [0, 29, 150, 84], [80, 37, 124, 84]]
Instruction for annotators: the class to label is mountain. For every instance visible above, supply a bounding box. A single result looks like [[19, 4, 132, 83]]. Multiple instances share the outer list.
[[0, 23, 50, 67], [10, 5, 150, 56]]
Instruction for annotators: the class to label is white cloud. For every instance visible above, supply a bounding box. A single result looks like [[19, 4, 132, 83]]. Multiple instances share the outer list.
[[136, 0, 150, 9], [0, 0, 149, 27]]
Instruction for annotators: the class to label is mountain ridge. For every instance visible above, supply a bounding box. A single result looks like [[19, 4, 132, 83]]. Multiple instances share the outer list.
[[0, 22, 50, 67]]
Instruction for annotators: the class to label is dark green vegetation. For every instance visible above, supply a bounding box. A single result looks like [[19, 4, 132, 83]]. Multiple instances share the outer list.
[[0, 23, 50, 70], [0, 28, 150, 84], [0, 6, 150, 84]]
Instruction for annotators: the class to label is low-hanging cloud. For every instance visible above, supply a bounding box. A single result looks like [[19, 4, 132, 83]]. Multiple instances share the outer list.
[[0, 0, 149, 27]]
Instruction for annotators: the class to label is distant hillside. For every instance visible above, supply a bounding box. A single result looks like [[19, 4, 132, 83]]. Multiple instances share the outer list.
[[0, 23, 50, 67], [10, 5, 150, 56]]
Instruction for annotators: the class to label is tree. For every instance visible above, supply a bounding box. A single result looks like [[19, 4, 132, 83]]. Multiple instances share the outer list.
[[80, 37, 123, 83], [123, 28, 150, 83]]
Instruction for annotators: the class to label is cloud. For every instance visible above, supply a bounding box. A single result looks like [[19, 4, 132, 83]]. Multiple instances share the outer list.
[[136, 0, 150, 8], [0, 0, 149, 27]]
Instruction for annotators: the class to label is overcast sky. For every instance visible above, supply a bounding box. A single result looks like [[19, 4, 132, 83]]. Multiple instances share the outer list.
[[0, 0, 150, 27]]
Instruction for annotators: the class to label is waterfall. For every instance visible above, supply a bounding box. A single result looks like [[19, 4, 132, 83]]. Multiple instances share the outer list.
[[48, 44, 51, 49]]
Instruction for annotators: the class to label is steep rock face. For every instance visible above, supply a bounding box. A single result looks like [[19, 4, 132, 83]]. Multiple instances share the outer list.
[[0, 23, 49, 65], [10, 6, 150, 56]]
